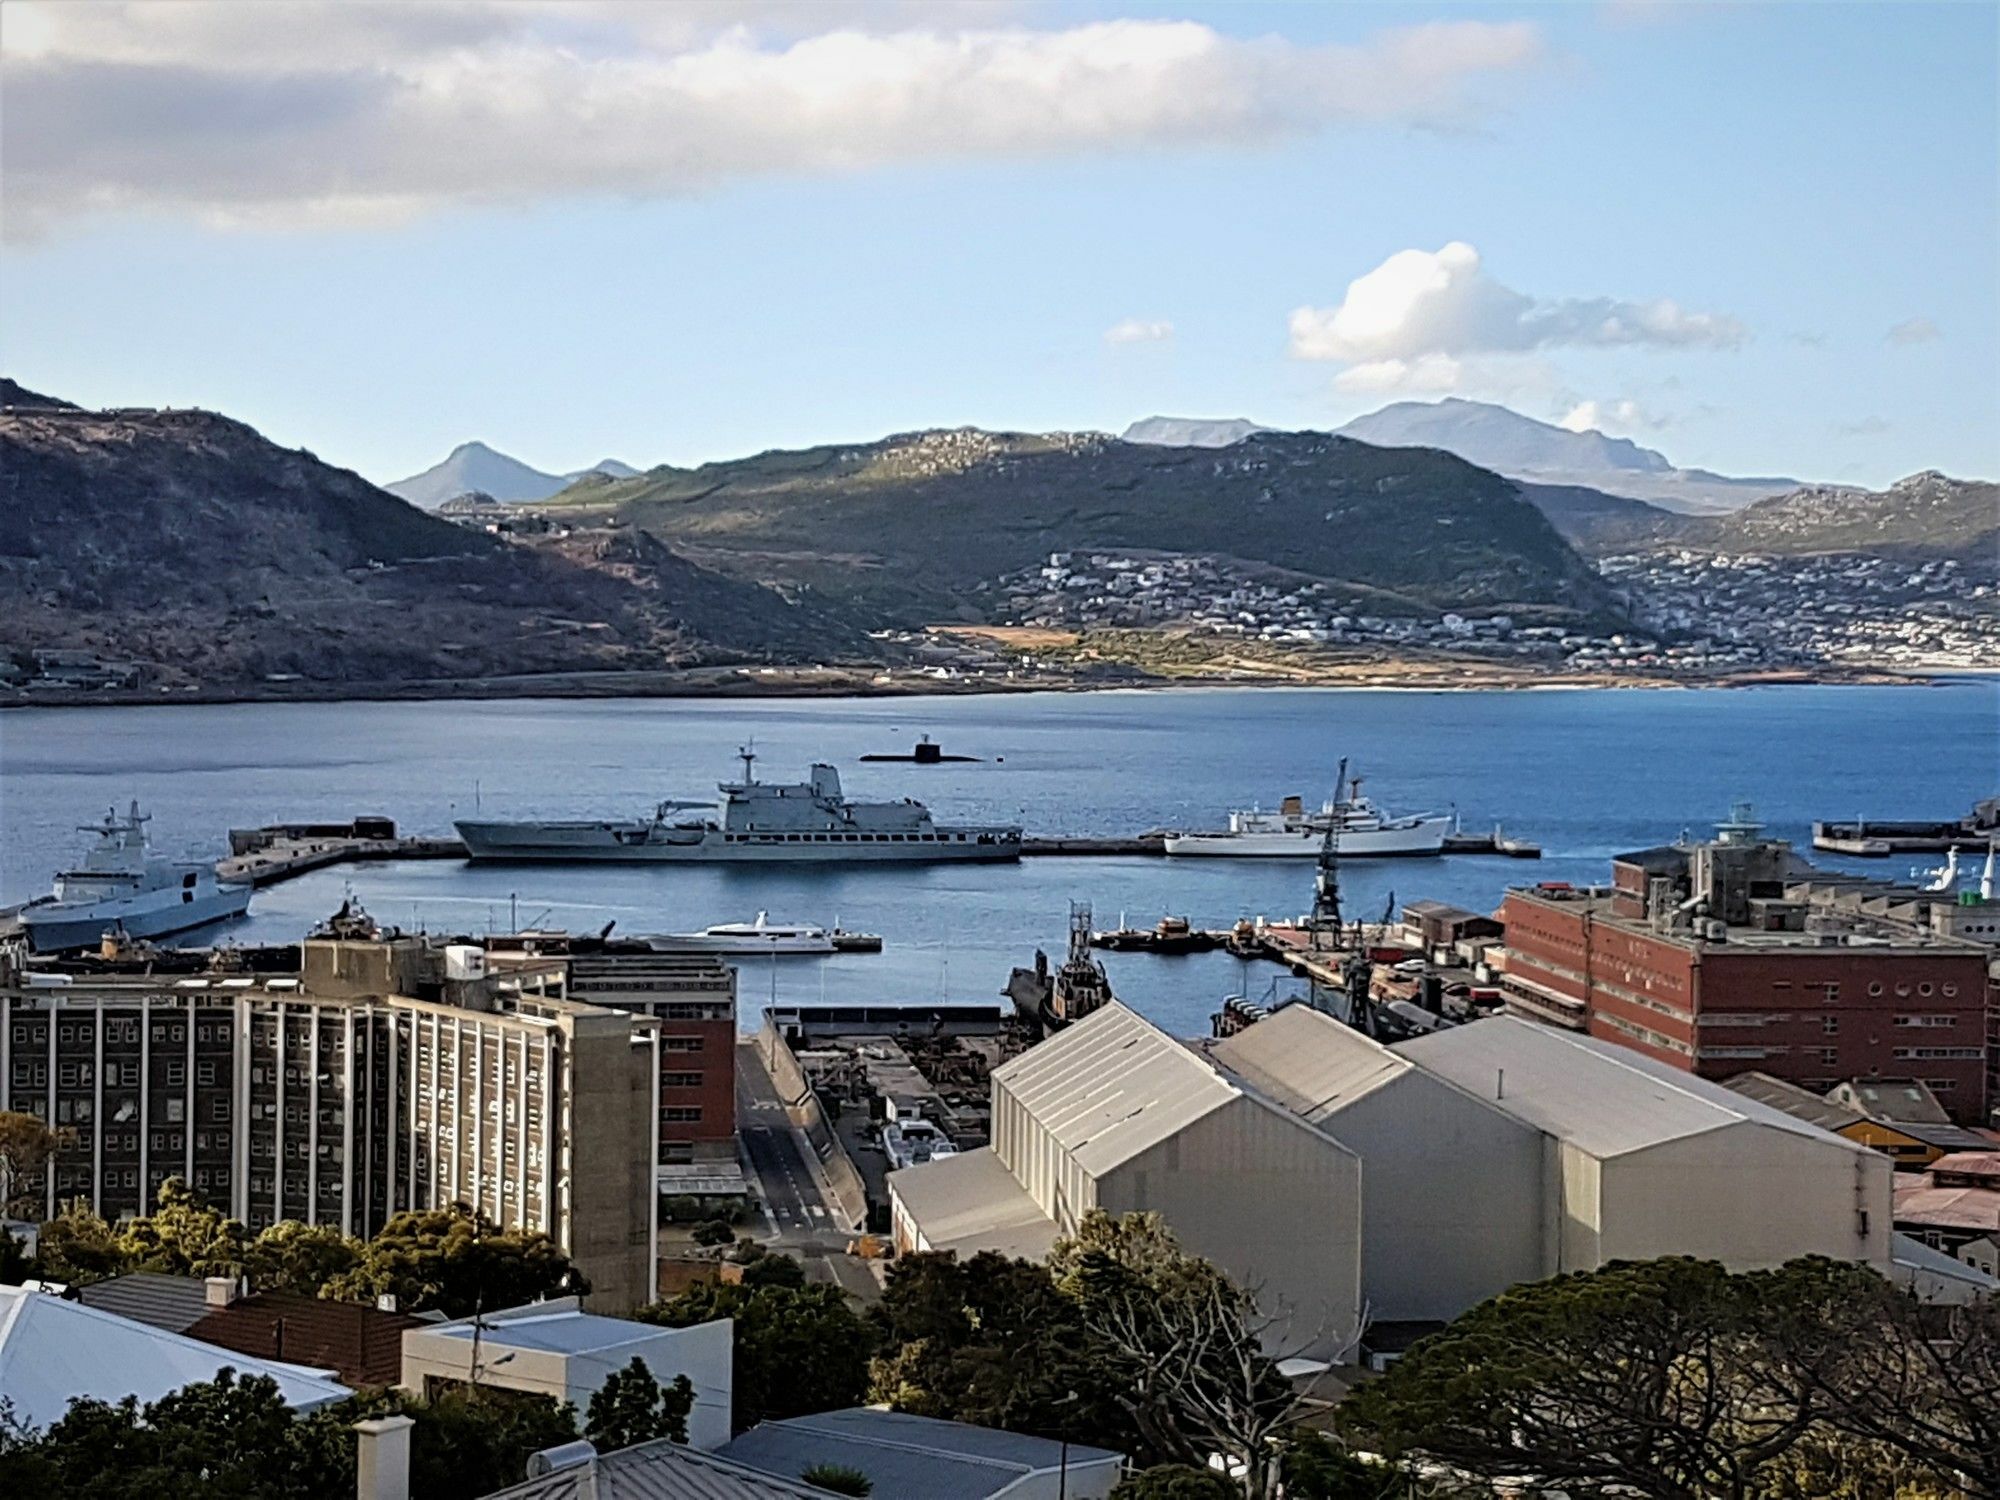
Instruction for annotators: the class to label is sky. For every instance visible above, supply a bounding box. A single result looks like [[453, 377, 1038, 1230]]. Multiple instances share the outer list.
[[2, 0, 1994, 489]]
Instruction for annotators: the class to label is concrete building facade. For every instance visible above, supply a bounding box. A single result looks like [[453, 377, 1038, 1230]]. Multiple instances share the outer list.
[[1, 925, 662, 1313]]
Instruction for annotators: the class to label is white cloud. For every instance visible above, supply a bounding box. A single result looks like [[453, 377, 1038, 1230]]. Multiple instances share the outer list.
[[1886, 317, 1941, 345], [1558, 398, 1659, 434], [1290, 242, 1745, 386], [2, 4, 1545, 235], [1105, 319, 1174, 345]]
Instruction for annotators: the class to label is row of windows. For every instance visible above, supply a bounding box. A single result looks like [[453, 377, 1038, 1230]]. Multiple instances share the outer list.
[[722, 830, 974, 843], [1891, 1047, 1983, 1061], [662, 1072, 704, 1088]]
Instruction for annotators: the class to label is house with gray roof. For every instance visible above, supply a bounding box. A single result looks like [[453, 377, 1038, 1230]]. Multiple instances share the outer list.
[[717, 1408, 1123, 1500]]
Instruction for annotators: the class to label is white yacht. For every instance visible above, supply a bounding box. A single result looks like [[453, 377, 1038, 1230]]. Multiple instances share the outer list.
[[641, 913, 840, 955], [20, 802, 253, 953], [1166, 773, 1451, 858]]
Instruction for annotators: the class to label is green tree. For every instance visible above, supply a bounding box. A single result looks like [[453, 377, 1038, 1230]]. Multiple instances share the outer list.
[[868, 1250, 1099, 1444], [642, 1278, 872, 1431], [801, 1460, 874, 1495], [35, 1198, 130, 1284], [1341, 1257, 1846, 1500], [0, 1226, 37, 1287], [245, 1220, 362, 1296], [739, 1252, 806, 1289], [690, 1218, 735, 1247], [1280, 1431, 1400, 1500], [1109, 1463, 1239, 1500], [0, 1111, 64, 1220], [584, 1357, 694, 1452], [322, 1203, 586, 1316], [18, 1370, 335, 1498], [118, 1176, 250, 1278]]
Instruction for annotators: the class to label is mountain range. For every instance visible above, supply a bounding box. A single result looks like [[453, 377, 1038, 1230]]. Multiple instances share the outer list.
[[535, 426, 1616, 624], [1124, 399, 1803, 515], [386, 441, 641, 509], [0, 393, 862, 688]]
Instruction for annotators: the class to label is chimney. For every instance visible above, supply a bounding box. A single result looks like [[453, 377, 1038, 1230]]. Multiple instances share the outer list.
[[354, 1414, 415, 1500], [204, 1275, 240, 1308]]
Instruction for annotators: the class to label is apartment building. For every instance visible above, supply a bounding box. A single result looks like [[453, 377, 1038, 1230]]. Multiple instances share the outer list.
[[0, 916, 661, 1313]]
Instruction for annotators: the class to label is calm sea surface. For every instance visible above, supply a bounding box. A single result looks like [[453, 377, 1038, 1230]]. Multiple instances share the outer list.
[[2, 684, 1994, 1036]]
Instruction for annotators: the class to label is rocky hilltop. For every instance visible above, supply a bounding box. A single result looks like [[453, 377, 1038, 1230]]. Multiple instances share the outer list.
[[0, 395, 863, 689], [1698, 471, 1996, 560], [542, 425, 1619, 625]]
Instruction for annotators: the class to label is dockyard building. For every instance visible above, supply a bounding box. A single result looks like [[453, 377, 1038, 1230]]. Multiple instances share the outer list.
[[889, 1000, 1365, 1358], [1398, 1015, 1893, 1274], [1495, 807, 1995, 1124]]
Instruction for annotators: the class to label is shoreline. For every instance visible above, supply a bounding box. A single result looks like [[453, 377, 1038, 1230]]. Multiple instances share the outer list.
[[0, 660, 1954, 712]]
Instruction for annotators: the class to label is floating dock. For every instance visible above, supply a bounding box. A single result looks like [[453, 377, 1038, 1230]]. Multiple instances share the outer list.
[[1814, 815, 1998, 857]]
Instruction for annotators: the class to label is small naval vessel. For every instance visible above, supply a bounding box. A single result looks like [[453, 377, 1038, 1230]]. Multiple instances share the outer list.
[[20, 801, 253, 953], [1165, 766, 1450, 858], [456, 748, 1022, 864]]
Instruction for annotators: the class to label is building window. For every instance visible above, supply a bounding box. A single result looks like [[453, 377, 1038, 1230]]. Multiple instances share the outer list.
[[165, 1061, 185, 1087], [663, 1072, 703, 1088], [1822, 1016, 1838, 1035], [664, 1107, 703, 1123], [198, 1061, 218, 1086], [1820, 1048, 1838, 1066]]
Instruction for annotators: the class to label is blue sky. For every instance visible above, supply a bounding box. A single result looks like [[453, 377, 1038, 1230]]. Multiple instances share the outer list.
[[3, 1, 1993, 488]]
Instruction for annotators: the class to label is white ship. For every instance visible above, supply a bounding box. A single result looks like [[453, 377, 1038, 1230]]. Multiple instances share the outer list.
[[20, 802, 253, 953], [1165, 774, 1451, 858], [456, 749, 1021, 864], [642, 914, 839, 955]]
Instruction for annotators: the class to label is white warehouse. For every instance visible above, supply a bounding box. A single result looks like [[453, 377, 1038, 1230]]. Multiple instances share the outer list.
[[1396, 1016, 1893, 1275], [893, 1004, 1896, 1351], [1210, 1004, 1546, 1322], [890, 1002, 1364, 1356]]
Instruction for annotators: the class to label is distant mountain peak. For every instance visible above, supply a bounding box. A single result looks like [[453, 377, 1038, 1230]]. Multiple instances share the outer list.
[[1335, 398, 1802, 516], [388, 444, 645, 509]]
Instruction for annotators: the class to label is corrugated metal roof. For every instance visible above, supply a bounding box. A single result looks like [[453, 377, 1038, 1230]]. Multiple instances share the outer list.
[[1210, 1004, 1408, 1123], [1721, 1072, 1866, 1132], [887, 1147, 1058, 1261], [718, 1410, 1121, 1500], [992, 1002, 1239, 1177], [1893, 1186, 2000, 1234], [0, 1285, 349, 1431], [75, 1271, 214, 1334], [1396, 1017, 1855, 1159], [481, 1439, 830, 1500]]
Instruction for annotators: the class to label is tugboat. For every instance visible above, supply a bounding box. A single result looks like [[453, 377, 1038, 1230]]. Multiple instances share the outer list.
[[1003, 902, 1115, 1038], [20, 801, 252, 954]]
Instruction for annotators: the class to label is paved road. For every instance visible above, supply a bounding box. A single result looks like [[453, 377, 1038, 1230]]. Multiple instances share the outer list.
[[735, 1042, 835, 1238]]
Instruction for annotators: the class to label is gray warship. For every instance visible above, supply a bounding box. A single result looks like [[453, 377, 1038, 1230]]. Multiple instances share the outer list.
[[456, 749, 1022, 864]]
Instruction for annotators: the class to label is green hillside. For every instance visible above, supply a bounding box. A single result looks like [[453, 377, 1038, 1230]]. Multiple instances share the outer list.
[[541, 428, 1618, 624]]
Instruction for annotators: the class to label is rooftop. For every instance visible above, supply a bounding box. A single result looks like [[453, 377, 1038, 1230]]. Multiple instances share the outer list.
[[717, 1409, 1122, 1500], [481, 1438, 830, 1500], [888, 1146, 1058, 1261], [992, 1001, 1240, 1177], [0, 1285, 349, 1431], [1721, 1072, 1866, 1133], [423, 1301, 679, 1358], [1396, 1016, 1856, 1159], [1208, 1002, 1410, 1123]]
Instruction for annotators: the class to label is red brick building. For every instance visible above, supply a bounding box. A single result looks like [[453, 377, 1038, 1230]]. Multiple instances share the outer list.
[[1497, 814, 1995, 1125], [486, 936, 739, 1170]]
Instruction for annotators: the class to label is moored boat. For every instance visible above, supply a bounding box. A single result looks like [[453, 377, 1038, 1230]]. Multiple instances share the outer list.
[[20, 801, 252, 953]]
